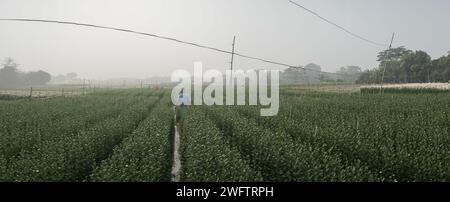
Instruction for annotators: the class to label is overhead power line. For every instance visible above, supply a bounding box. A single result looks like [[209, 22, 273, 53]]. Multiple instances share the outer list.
[[0, 18, 347, 76], [288, 0, 389, 48], [0, 18, 232, 54]]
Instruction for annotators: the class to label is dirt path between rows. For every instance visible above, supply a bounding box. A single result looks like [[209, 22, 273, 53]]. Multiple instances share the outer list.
[[171, 106, 182, 182]]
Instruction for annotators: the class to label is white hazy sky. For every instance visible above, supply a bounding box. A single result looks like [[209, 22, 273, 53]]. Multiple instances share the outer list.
[[0, 0, 449, 79]]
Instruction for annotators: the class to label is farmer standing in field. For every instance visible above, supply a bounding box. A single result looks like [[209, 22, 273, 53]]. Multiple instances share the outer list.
[[175, 88, 189, 123], [177, 88, 190, 107]]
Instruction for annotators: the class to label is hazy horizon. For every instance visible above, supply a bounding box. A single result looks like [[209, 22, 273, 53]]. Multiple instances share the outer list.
[[1, 0, 449, 79]]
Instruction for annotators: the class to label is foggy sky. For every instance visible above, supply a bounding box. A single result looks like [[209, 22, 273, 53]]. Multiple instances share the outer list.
[[0, 0, 449, 79]]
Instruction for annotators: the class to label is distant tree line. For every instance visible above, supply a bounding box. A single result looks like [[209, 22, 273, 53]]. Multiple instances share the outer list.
[[334, 66, 362, 83], [357, 47, 450, 84], [0, 57, 51, 88], [281, 63, 322, 85], [281, 63, 362, 84], [50, 72, 82, 84]]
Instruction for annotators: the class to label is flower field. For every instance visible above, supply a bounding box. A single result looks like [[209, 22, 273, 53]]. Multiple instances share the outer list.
[[360, 83, 450, 94], [0, 88, 449, 182], [0, 89, 172, 181]]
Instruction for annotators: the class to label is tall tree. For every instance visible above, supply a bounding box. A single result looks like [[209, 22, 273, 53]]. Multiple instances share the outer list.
[[377, 46, 412, 64], [0, 57, 22, 88], [400, 51, 431, 83], [337, 66, 362, 82], [304, 63, 322, 83], [23, 70, 52, 86]]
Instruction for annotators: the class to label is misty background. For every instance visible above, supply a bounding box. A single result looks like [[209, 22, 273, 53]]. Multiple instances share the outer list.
[[0, 0, 450, 81]]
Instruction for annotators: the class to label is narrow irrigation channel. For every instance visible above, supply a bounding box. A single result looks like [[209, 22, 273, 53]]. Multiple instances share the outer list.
[[171, 106, 182, 182]]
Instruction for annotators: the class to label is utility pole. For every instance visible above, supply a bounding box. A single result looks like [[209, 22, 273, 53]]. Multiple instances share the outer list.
[[29, 87, 33, 99], [230, 36, 236, 72], [380, 32, 395, 95], [230, 36, 236, 86], [83, 79, 86, 95]]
